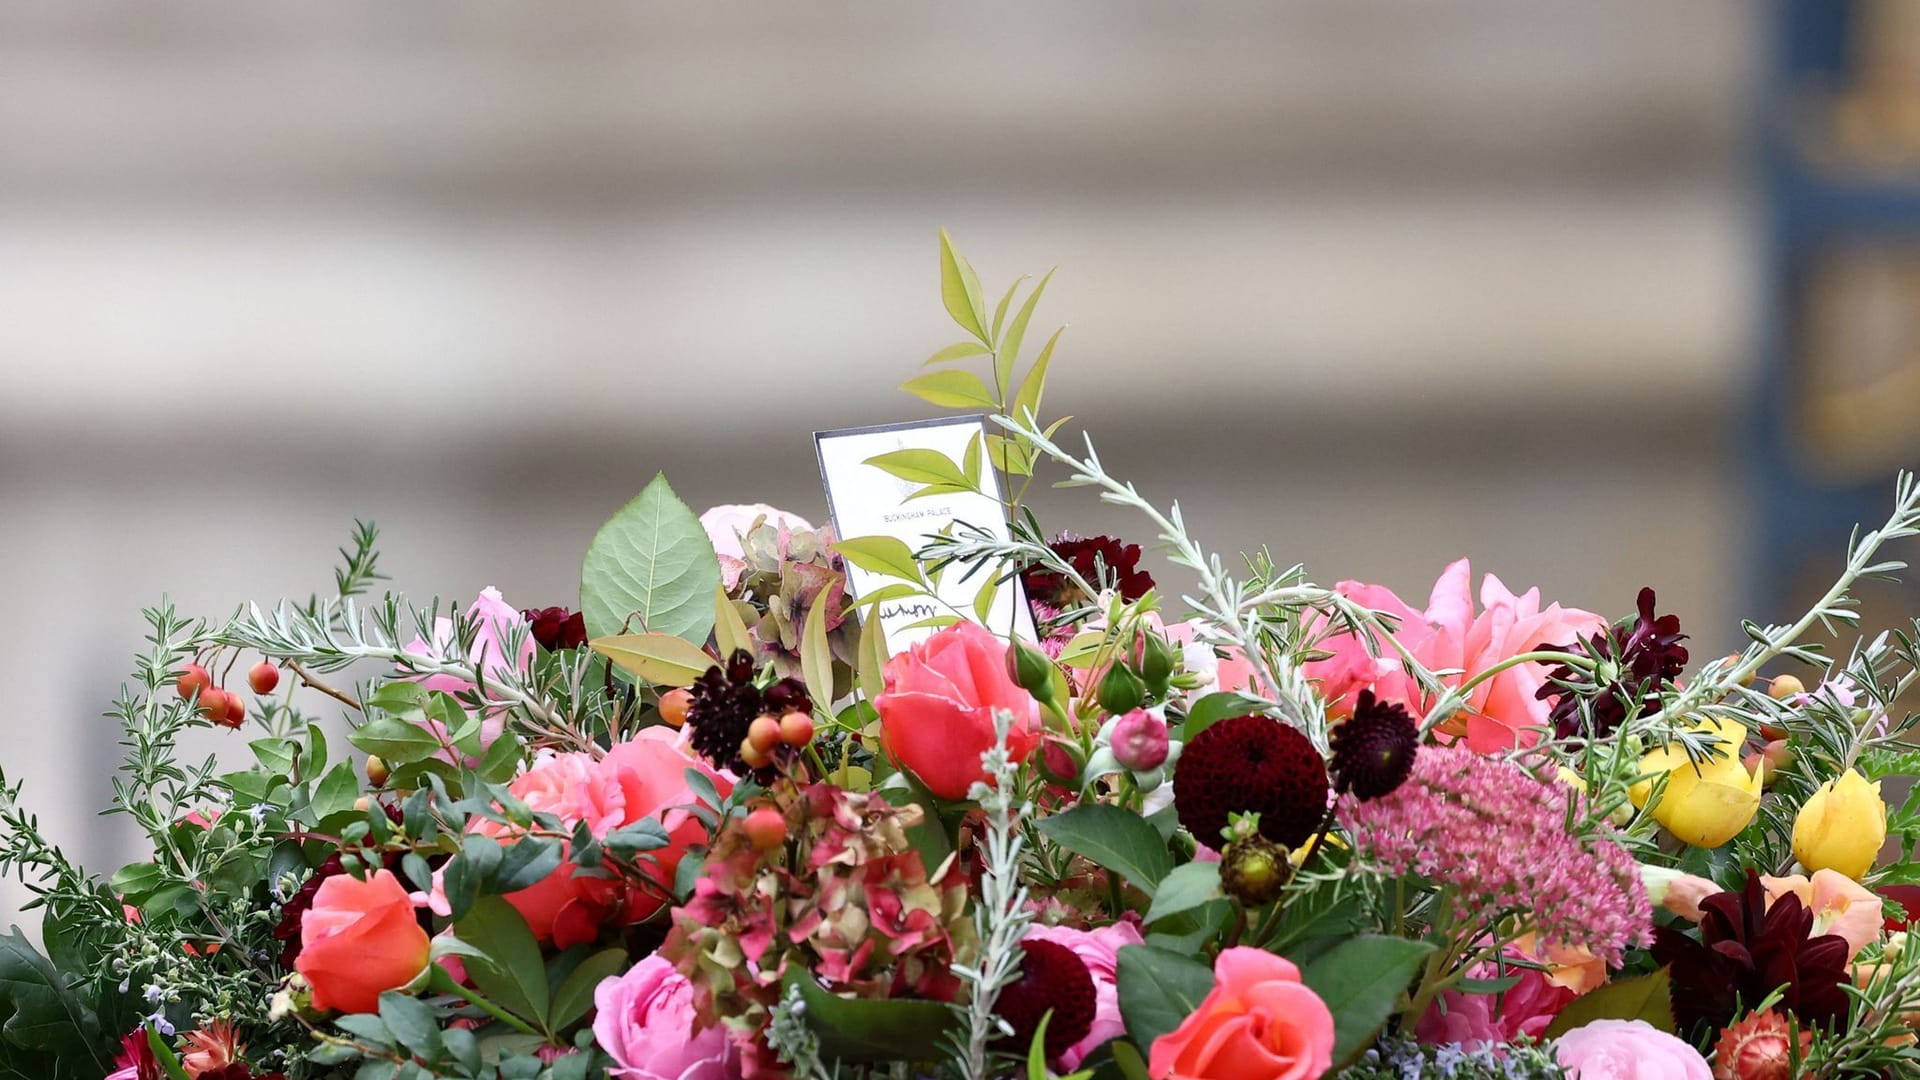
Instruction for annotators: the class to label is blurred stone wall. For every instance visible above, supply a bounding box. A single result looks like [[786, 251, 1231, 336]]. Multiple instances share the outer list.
[[0, 0, 1754, 929]]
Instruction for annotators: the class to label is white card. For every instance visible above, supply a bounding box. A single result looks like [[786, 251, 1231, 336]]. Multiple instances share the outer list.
[[815, 417, 1037, 653]]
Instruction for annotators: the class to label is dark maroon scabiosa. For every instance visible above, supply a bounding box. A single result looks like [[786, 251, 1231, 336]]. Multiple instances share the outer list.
[[522, 606, 588, 651], [1328, 690, 1419, 801], [1651, 869, 1852, 1040], [995, 938, 1096, 1061], [1538, 587, 1688, 739], [1022, 533, 1155, 607], [1173, 714, 1329, 849], [684, 649, 811, 777]]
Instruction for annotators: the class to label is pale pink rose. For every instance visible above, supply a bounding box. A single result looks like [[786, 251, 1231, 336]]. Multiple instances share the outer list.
[[1763, 869, 1884, 960], [1024, 921, 1145, 1069], [1303, 559, 1603, 753], [593, 956, 739, 1080], [401, 587, 534, 764], [1554, 1019, 1710, 1079]]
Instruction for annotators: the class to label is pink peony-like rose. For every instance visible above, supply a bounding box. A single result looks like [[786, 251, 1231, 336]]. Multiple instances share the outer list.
[[593, 955, 739, 1080], [1553, 1019, 1711, 1079], [875, 621, 1041, 800], [1149, 947, 1334, 1080], [401, 587, 535, 764], [1762, 869, 1884, 960], [1417, 962, 1574, 1048], [1023, 921, 1145, 1069], [1303, 559, 1603, 753]]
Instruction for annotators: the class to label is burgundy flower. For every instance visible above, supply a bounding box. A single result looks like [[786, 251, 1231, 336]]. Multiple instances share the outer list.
[[1173, 714, 1328, 849], [1023, 534, 1155, 607], [1539, 587, 1688, 738], [995, 938, 1096, 1061], [522, 606, 588, 651], [684, 650, 811, 778], [1328, 690, 1418, 801], [1651, 869, 1852, 1039]]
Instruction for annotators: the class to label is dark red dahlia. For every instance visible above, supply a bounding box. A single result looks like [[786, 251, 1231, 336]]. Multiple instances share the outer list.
[[1022, 534, 1155, 607], [995, 938, 1096, 1061], [1173, 714, 1329, 849], [1328, 690, 1418, 801], [522, 606, 588, 651], [1539, 587, 1688, 739], [684, 650, 811, 777], [1651, 869, 1852, 1039]]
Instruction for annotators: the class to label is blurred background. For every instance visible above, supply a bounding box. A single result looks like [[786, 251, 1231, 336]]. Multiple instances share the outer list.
[[3, 0, 1918, 930]]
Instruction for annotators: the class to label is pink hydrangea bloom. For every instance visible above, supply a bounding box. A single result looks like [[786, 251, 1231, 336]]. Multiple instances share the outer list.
[[1303, 559, 1603, 753], [594, 956, 739, 1080], [1023, 921, 1145, 1068], [1339, 746, 1651, 967]]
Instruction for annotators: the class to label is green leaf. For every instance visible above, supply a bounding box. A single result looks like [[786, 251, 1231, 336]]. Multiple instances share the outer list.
[[348, 715, 444, 765], [990, 275, 1026, 343], [1036, 804, 1173, 898], [549, 948, 627, 1031], [107, 863, 166, 902], [1143, 862, 1223, 925], [250, 737, 298, 776], [802, 587, 834, 713], [146, 1027, 192, 1080], [589, 632, 716, 687], [862, 449, 970, 489], [1301, 934, 1437, 1067], [451, 898, 550, 1026], [1115, 945, 1212, 1051], [311, 763, 359, 821], [856, 605, 888, 704], [493, 837, 565, 894], [997, 268, 1054, 399], [378, 990, 443, 1060], [901, 370, 997, 410], [1012, 324, 1063, 425], [924, 341, 992, 366], [580, 473, 720, 645], [1542, 968, 1674, 1037], [0, 929, 103, 1069], [783, 965, 956, 1062], [1027, 1010, 1054, 1080], [971, 572, 999, 625], [713, 584, 753, 660], [833, 537, 925, 583], [1182, 693, 1271, 741], [937, 227, 989, 345], [1109, 1040, 1151, 1080]]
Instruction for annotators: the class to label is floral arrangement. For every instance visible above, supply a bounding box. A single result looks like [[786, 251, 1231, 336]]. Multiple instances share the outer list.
[[7, 232, 1920, 1080]]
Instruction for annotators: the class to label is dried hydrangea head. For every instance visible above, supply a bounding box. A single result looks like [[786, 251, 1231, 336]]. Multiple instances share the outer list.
[[1173, 714, 1329, 849]]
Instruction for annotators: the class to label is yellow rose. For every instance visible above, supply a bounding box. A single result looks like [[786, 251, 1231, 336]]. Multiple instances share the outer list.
[[1632, 718, 1762, 848], [1792, 770, 1887, 880]]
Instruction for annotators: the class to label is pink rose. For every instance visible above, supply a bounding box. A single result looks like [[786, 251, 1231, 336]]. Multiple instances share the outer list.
[[402, 587, 535, 764], [875, 621, 1041, 800], [1303, 559, 1603, 753], [1149, 947, 1334, 1080], [1553, 1019, 1710, 1079], [1023, 921, 1145, 1069], [593, 956, 739, 1080], [1417, 961, 1574, 1048]]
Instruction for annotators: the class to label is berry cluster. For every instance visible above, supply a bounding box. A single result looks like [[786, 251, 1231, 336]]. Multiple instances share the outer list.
[[174, 658, 279, 730]]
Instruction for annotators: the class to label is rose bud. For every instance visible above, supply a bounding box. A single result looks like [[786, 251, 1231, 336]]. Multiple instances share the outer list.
[[1111, 709, 1170, 772]]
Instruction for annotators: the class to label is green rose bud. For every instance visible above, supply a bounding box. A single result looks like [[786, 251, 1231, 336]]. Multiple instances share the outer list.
[[1097, 663, 1146, 717]]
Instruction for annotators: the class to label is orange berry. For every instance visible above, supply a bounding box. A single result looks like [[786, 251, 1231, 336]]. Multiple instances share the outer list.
[[740, 736, 772, 770], [744, 807, 786, 852], [779, 711, 814, 747], [1768, 674, 1806, 701], [659, 688, 692, 728], [220, 692, 248, 729], [748, 715, 783, 755], [176, 664, 211, 700], [247, 661, 280, 695], [196, 687, 230, 721]]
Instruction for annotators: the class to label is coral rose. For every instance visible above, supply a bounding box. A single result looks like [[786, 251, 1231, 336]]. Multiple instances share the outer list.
[[1762, 869, 1884, 960], [295, 869, 429, 1014], [1148, 946, 1334, 1080], [1302, 559, 1603, 753], [875, 621, 1040, 800], [1024, 921, 1145, 1069], [593, 956, 739, 1080], [1554, 1019, 1711, 1079]]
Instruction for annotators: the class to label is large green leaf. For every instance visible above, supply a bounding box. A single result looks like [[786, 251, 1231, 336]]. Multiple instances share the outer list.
[[580, 474, 720, 645], [1036, 803, 1173, 897], [1542, 968, 1674, 1037], [347, 715, 443, 765], [549, 948, 627, 1032], [1115, 945, 1212, 1052], [589, 632, 716, 687], [449, 898, 550, 1027], [1142, 862, 1222, 926], [1301, 934, 1436, 1067], [783, 966, 956, 1062], [0, 929, 104, 1071]]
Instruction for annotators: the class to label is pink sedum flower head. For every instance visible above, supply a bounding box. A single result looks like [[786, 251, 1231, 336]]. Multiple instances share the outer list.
[[1023, 921, 1145, 1069], [401, 587, 534, 765], [594, 956, 740, 1080], [1339, 745, 1651, 967], [1303, 559, 1604, 753], [1553, 1019, 1711, 1079]]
